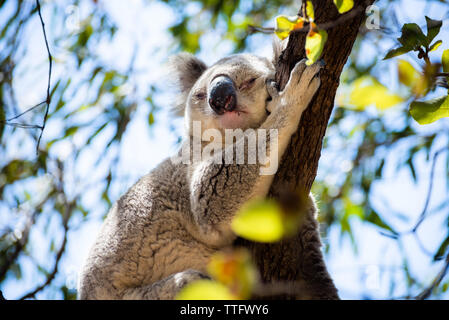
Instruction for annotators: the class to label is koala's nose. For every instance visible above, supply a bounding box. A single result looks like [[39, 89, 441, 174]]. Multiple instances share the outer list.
[[209, 76, 237, 114]]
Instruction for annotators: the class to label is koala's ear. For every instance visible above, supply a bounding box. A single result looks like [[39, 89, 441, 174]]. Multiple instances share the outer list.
[[169, 53, 207, 116], [170, 53, 207, 92]]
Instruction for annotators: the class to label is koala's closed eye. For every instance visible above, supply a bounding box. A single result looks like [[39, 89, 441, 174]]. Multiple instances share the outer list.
[[194, 91, 206, 100], [239, 77, 258, 91]]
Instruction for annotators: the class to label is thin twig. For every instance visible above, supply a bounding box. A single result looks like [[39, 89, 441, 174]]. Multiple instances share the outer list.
[[18, 222, 69, 300], [3, 122, 43, 129], [35, 0, 53, 155], [2, 100, 46, 122], [19, 162, 74, 300], [248, 0, 372, 35], [416, 253, 449, 300], [412, 148, 446, 233], [0, 192, 52, 281], [0, 1, 53, 152], [378, 148, 447, 240]]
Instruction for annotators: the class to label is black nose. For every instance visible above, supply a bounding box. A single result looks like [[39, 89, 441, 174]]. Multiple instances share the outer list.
[[209, 76, 237, 114]]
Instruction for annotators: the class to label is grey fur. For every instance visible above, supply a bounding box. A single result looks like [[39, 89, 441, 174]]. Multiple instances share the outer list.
[[169, 53, 208, 116], [78, 51, 322, 300]]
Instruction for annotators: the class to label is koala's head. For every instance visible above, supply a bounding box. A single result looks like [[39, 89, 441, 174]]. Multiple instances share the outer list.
[[170, 52, 276, 138]]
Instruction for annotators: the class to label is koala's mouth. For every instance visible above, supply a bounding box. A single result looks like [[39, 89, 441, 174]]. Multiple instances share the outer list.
[[218, 106, 247, 117], [217, 107, 248, 129]]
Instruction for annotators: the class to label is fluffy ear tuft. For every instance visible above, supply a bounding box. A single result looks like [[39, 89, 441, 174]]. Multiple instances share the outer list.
[[168, 53, 207, 116]]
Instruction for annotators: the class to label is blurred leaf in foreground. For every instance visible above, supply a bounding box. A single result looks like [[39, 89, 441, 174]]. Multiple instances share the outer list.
[[443, 49, 449, 73], [349, 77, 404, 110], [207, 249, 258, 299], [274, 15, 305, 40], [410, 95, 449, 124], [398, 59, 420, 87], [176, 280, 237, 300], [232, 199, 285, 242]]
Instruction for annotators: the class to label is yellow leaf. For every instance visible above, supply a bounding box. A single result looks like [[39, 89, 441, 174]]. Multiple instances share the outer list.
[[443, 49, 449, 73], [176, 280, 237, 300], [306, 1, 315, 21], [333, 0, 354, 14], [412, 63, 439, 97], [207, 249, 258, 299], [397, 59, 420, 87], [232, 199, 284, 242], [429, 40, 442, 52], [412, 74, 430, 97], [305, 24, 328, 66], [350, 77, 404, 110], [275, 15, 305, 40]]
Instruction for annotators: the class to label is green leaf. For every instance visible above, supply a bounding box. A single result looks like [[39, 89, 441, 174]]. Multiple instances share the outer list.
[[443, 49, 449, 73], [1, 160, 36, 184], [86, 122, 108, 146], [397, 59, 420, 87], [433, 233, 449, 261], [232, 199, 284, 242], [366, 210, 396, 234], [148, 112, 155, 126], [305, 25, 327, 66], [0, 103, 4, 142], [62, 126, 79, 139], [397, 23, 428, 48], [429, 40, 442, 52], [384, 46, 412, 60], [425, 16, 442, 45], [410, 95, 449, 124], [349, 77, 404, 110], [333, 0, 354, 14], [176, 280, 237, 300], [443, 282, 449, 293]]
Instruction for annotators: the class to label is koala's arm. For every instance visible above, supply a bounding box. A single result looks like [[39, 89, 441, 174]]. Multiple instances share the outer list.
[[188, 60, 322, 248]]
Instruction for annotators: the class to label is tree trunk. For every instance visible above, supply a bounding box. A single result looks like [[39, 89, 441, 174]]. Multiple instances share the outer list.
[[234, 0, 375, 299]]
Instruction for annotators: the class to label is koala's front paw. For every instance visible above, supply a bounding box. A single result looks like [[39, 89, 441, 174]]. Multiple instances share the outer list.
[[284, 59, 322, 111], [277, 59, 322, 115]]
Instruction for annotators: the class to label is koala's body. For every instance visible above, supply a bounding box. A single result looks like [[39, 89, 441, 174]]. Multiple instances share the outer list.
[[78, 50, 327, 300]]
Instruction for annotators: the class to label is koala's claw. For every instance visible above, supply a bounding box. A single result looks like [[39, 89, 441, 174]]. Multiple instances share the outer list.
[[288, 59, 308, 86], [174, 269, 210, 290], [266, 79, 279, 100], [299, 61, 323, 86]]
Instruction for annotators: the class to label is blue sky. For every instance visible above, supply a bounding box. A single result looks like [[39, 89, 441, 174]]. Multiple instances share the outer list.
[[1, 0, 449, 299]]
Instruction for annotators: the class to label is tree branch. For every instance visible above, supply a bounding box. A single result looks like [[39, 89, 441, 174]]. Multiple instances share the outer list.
[[235, 0, 375, 299]]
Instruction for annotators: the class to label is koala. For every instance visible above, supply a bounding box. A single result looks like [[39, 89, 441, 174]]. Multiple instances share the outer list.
[[78, 48, 324, 300]]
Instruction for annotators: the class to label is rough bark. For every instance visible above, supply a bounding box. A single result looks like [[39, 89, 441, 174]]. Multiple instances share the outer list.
[[234, 0, 375, 299]]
